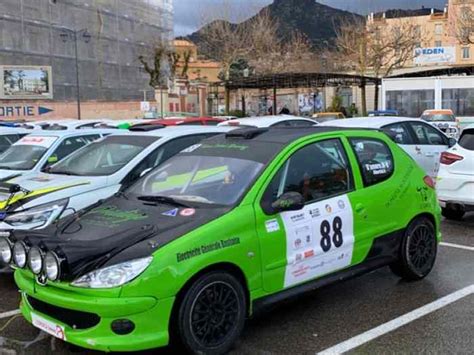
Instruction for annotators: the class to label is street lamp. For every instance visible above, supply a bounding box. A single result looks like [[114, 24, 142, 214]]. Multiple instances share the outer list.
[[60, 28, 91, 120]]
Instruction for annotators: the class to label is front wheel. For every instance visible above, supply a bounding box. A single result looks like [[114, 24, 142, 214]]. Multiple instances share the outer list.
[[177, 271, 246, 354], [390, 217, 437, 281]]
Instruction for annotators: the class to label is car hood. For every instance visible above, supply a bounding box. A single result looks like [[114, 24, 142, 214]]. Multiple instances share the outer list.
[[0, 173, 100, 211], [0, 170, 25, 181], [12, 195, 230, 280]]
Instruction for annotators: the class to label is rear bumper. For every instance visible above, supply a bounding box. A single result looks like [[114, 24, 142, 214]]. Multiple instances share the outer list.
[[437, 174, 474, 207], [15, 270, 175, 352]]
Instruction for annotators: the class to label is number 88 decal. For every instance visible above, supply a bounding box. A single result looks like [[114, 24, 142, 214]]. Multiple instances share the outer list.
[[320, 216, 343, 252]]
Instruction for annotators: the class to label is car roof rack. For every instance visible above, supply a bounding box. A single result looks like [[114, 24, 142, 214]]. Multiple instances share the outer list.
[[129, 124, 166, 132], [225, 128, 268, 139]]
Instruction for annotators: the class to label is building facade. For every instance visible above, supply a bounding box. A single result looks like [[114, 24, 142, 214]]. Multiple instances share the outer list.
[[0, 0, 173, 119]]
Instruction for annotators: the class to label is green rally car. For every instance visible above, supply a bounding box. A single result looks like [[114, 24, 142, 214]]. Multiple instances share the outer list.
[[4, 127, 441, 353]]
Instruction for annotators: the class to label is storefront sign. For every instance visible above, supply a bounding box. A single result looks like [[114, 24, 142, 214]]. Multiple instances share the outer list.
[[414, 47, 456, 65]]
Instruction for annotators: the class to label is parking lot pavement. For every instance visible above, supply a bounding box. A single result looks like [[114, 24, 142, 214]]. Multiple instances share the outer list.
[[0, 214, 473, 354]]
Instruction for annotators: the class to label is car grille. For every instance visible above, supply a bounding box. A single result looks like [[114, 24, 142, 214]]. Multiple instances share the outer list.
[[27, 296, 100, 330]]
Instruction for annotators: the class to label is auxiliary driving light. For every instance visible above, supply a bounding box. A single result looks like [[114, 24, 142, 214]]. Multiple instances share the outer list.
[[0, 238, 12, 264], [28, 247, 44, 275], [44, 251, 60, 281], [13, 241, 28, 268]]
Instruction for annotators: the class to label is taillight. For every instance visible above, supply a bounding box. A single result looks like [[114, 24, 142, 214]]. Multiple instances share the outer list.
[[423, 176, 436, 189], [228, 121, 241, 126], [440, 152, 464, 165]]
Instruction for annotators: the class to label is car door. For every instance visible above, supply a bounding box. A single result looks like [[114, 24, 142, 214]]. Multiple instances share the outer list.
[[255, 138, 360, 292], [407, 121, 449, 178], [382, 122, 420, 163]]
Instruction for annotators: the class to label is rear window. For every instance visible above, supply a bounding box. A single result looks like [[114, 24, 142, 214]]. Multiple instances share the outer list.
[[459, 129, 474, 151]]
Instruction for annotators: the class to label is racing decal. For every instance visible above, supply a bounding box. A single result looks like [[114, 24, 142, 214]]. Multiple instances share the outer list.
[[83, 206, 148, 227], [176, 237, 240, 263], [180, 208, 196, 217], [162, 208, 179, 217], [265, 219, 280, 233], [280, 195, 354, 288], [31, 313, 67, 341], [15, 136, 57, 148]]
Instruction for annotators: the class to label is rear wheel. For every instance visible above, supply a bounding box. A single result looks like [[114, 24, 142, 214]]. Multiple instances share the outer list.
[[390, 217, 437, 281], [441, 207, 465, 221], [176, 271, 246, 354]]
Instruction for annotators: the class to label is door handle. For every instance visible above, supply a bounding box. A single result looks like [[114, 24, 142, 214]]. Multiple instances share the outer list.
[[355, 203, 366, 214]]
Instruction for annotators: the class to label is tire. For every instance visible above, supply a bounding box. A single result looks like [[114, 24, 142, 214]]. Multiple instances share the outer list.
[[390, 217, 437, 281], [441, 207, 465, 221], [176, 271, 246, 355]]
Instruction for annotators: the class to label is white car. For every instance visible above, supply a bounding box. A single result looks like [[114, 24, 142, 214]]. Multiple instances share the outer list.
[[437, 125, 474, 220], [421, 109, 459, 139], [0, 128, 31, 154], [218, 115, 317, 128], [0, 129, 113, 181], [320, 116, 456, 178], [0, 125, 232, 231]]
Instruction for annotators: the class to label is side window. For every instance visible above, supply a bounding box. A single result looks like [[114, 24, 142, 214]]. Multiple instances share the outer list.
[[262, 139, 352, 211], [287, 120, 315, 127], [409, 122, 447, 145], [50, 136, 88, 163], [350, 138, 394, 187], [81, 134, 101, 143], [383, 123, 414, 145], [270, 121, 291, 127]]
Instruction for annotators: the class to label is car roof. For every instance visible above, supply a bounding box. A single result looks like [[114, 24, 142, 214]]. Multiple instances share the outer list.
[[110, 125, 234, 138], [0, 128, 32, 135], [148, 117, 224, 125], [21, 128, 114, 138], [218, 115, 315, 127], [423, 109, 453, 115], [319, 116, 422, 128]]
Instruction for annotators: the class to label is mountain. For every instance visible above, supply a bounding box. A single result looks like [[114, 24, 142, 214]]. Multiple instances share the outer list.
[[187, 0, 362, 51]]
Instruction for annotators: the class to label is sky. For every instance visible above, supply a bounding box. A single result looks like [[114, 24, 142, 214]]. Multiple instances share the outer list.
[[174, 0, 447, 36]]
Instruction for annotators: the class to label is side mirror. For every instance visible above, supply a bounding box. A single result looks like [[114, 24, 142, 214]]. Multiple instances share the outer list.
[[271, 192, 305, 213], [448, 138, 457, 148]]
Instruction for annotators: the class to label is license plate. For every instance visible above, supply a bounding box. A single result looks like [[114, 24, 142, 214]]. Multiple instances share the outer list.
[[31, 312, 67, 341]]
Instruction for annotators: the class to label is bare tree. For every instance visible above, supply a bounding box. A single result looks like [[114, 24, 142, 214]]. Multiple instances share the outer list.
[[455, 5, 474, 45], [138, 43, 179, 89], [335, 17, 426, 113]]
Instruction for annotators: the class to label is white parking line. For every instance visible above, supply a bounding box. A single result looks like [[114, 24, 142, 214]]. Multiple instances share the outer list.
[[440, 242, 474, 252], [317, 284, 474, 355], [0, 309, 20, 320]]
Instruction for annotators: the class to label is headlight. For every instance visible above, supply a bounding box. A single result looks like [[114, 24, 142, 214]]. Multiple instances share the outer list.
[[4, 199, 68, 229], [71, 257, 153, 289], [13, 241, 28, 268], [27, 247, 44, 275], [44, 251, 61, 281], [0, 238, 13, 264]]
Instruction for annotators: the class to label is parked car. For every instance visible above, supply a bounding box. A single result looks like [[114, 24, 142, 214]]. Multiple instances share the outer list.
[[0, 129, 113, 181], [139, 117, 226, 127], [312, 112, 345, 123], [0, 128, 31, 154], [0, 126, 232, 231], [437, 125, 474, 220], [6, 127, 440, 353], [368, 110, 399, 117], [421, 109, 459, 138], [218, 115, 316, 128], [321, 116, 456, 178]]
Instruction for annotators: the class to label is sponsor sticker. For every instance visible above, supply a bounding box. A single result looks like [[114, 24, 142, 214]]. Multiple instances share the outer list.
[[325, 204, 332, 214], [265, 219, 280, 233], [180, 208, 196, 217], [338, 200, 345, 210], [31, 312, 66, 341], [16, 136, 57, 148], [309, 208, 320, 218], [162, 208, 178, 217]]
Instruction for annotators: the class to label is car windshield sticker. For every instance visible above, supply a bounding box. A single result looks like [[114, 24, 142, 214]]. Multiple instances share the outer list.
[[265, 219, 280, 233], [180, 208, 196, 217], [280, 195, 354, 288], [83, 206, 148, 226], [162, 208, 178, 217], [15, 136, 57, 148], [365, 161, 391, 175]]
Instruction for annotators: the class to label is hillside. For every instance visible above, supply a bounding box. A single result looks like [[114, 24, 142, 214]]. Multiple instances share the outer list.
[[187, 0, 362, 51]]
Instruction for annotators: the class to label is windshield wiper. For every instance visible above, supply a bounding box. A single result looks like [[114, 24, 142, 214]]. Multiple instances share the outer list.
[[49, 170, 79, 176], [137, 195, 191, 208], [0, 166, 13, 170]]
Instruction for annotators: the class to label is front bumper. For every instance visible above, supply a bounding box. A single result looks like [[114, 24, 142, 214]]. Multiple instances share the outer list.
[[15, 270, 175, 352]]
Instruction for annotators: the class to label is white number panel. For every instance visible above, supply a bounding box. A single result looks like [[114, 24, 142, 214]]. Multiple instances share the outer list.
[[280, 195, 354, 288]]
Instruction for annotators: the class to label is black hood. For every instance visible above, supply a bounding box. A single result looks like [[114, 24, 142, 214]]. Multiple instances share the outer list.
[[12, 195, 230, 280]]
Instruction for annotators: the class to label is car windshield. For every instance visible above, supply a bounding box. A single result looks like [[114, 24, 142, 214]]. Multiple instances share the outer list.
[[49, 135, 159, 176], [421, 114, 455, 122], [0, 145, 48, 170], [129, 155, 264, 206]]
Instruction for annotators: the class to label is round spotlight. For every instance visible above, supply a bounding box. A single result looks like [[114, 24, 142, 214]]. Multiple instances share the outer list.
[[13, 242, 28, 268], [27, 247, 44, 275], [0, 238, 12, 264], [44, 252, 60, 281]]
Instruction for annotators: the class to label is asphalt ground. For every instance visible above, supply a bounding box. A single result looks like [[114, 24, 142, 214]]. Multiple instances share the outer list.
[[0, 214, 473, 354]]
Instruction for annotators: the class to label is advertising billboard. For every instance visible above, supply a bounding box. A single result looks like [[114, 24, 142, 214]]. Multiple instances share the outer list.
[[414, 47, 456, 65], [0, 66, 53, 99]]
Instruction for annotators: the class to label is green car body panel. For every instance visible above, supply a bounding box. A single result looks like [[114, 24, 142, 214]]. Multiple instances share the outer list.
[[14, 129, 441, 352]]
